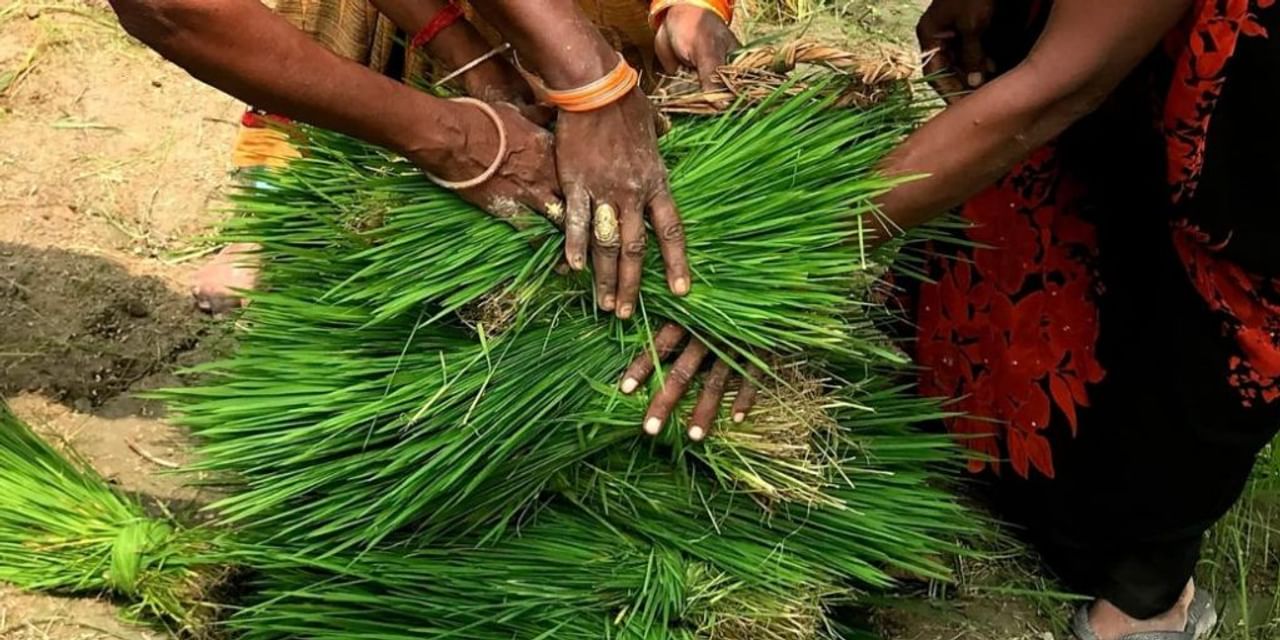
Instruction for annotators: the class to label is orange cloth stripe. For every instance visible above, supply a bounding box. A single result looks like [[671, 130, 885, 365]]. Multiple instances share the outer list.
[[648, 0, 732, 29]]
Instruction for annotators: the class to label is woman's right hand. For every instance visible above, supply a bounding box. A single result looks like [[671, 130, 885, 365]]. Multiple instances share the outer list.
[[654, 4, 739, 91], [406, 100, 562, 226], [917, 0, 995, 100]]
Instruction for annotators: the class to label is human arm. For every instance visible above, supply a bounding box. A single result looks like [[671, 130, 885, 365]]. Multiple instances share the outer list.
[[469, 0, 691, 319], [108, 0, 559, 218], [618, 0, 1194, 439], [875, 0, 1193, 236], [367, 0, 547, 120]]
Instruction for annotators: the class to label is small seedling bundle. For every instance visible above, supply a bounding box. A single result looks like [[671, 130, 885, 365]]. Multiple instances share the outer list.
[[0, 86, 979, 638]]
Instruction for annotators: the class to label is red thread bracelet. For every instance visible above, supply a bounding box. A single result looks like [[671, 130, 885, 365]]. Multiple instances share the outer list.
[[411, 2, 464, 49], [241, 110, 293, 129]]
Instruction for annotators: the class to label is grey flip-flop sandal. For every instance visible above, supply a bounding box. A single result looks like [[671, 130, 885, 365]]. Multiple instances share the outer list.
[[1072, 590, 1217, 640]]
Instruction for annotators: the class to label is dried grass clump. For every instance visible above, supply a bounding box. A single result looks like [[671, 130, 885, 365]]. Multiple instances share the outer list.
[[697, 363, 844, 508], [655, 41, 920, 114]]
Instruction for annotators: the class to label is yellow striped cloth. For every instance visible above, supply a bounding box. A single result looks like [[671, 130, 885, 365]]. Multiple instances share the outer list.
[[234, 0, 660, 169]]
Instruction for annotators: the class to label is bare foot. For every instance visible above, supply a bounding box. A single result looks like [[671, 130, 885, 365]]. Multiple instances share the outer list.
[[191, 243, 260, 314], [1088, 580, 1195, 640]]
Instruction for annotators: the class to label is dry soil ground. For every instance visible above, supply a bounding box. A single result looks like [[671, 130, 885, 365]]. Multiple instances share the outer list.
[[2, 1, 237, 637], [1, 1, 1277, 640]]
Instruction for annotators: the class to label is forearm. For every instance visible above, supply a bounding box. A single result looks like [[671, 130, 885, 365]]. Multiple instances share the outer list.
[[876, 64, 1092, 231], [468, 0, 617, 86], [109, 0, 461, 164], [369, 0, 493, 71], [875, 0, 1192, 237]]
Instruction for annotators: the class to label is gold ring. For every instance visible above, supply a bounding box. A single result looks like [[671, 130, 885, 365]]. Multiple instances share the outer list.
[[593, 203, 620, 247]]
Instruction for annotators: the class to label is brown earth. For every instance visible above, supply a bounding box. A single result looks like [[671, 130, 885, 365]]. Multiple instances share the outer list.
[[2, 0, 238, 637]]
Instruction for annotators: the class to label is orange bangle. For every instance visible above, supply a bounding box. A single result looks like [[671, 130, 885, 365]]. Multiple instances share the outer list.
[[541, 53, 640, 113], [648, 0, 733, 29]]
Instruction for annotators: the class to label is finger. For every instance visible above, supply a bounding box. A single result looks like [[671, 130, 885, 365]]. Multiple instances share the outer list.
[[694, 25, 738, 92], [621, 322, 688, 393], [648, 189, 690, 297], [959, 34, 987, 87], [518, 102, 556, 127], [915, 11, 952, 53], [615, 199, 646, 320], [731, 362, 762, 423], [592, 203, 621, 312], [652, 109, 673, 137], [956, 11, 992, 88], [688, 358, 731, 441], [919, 32, 966, 98], [694, 52, 724, 93], [644, 338, 710, 436], [922, 48, 967, 100], [654, 25, 680, 74], [563, 183, 590, 270]]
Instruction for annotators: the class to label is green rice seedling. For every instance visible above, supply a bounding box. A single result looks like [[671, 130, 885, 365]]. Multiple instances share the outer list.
[[217, 379, 977, 640], [562, 387, 976, 593], [148, 84, 984, 640], [226, 508, 849, 640], [161, 87, 959, 555], [0, 400, 227, 635]]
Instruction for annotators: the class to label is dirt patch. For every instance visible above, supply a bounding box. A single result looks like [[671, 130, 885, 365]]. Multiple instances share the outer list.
[[2, 2, 237, 636], [0, 243, 231, 417], [0, 586, 151, 640]]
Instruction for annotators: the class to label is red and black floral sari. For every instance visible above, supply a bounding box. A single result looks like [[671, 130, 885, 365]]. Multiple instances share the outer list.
[[912, 0, 1280, 619]]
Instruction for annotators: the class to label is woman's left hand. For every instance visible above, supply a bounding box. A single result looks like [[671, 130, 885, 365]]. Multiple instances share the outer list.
[[654, 4, 740, 91], [620, 322, 760, 441]]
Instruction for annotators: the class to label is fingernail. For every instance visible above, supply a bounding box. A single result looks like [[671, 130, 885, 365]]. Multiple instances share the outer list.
[[618, 304, 633, 319], [688, 425, 705, 441], [673, 277, 689, 296], [644, 417, 662, 435], [733, 412, 745, 423], [967, 72, 984, 87], [570, 254, 584, 270], [620, 378, 639, 394], [601, 294, 616, 311]]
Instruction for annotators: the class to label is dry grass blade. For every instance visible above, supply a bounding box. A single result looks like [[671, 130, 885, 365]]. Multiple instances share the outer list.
[[654, 40, 920, 114]]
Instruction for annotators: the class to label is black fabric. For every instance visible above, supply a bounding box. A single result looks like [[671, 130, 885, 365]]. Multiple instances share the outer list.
[[958, 0, 1280, 620]]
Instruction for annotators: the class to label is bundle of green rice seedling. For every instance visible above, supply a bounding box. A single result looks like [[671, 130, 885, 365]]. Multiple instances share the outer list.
[[148, 84, 981, 636], [227, 510, 836, 640], [162, 87, 955, 545], [216, 378, 972, 640], [0, 400, 227, 635]]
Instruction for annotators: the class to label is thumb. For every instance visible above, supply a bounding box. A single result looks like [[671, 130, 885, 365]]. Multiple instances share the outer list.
[[653, 24, 681, 75]]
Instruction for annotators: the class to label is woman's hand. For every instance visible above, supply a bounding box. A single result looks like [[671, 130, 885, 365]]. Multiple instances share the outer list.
[[556, 90, 690, 319], [405, 100, 562, 225], [654, 4, 740, 90], [917, 0, 995, 100], [620, 323, 760, 441], [458, 63, 555, 126], [466, 0, 692, 317]]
